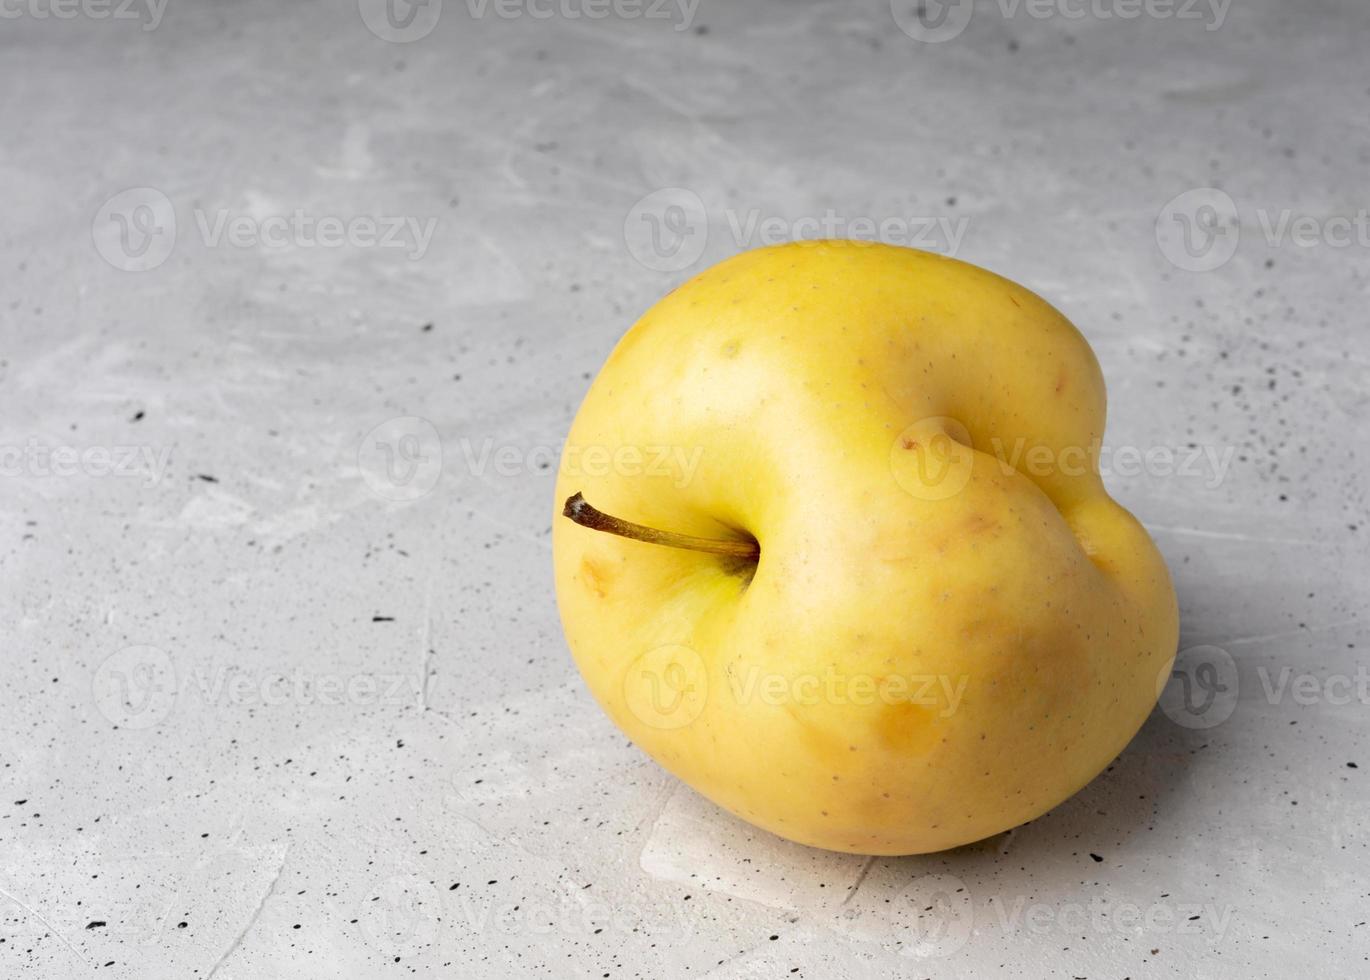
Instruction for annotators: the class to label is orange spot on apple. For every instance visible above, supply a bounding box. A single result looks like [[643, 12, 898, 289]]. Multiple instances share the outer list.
[[580, 557, 612, 598]]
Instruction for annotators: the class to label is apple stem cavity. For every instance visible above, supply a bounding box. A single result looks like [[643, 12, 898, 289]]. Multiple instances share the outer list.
[[562, 492, 760, 562]]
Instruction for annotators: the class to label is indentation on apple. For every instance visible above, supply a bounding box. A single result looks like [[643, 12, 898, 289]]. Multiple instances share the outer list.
[[718, 532, 760, 586], [889, 416, 975, 502]]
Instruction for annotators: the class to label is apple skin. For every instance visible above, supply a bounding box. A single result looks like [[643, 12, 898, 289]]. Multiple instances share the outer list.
[[553, 240, 1178, 855]]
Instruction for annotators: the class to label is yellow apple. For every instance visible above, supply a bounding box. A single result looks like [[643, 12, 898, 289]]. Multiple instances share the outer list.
[[553, 240, 1178, 855]]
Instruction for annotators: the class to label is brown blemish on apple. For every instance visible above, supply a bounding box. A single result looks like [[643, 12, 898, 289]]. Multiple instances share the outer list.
[[901, 437, 919, 451], [720, 339, 740, 358], [783, 700, 859, 771], [1055, 367, 1069, 394], [874, 700, 938, 755], [579, 556, 613, 598], [962, 512, 1002, 536]]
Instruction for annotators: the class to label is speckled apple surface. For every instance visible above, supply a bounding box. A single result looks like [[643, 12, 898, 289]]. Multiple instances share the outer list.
[[1, 1, 1367, 977]]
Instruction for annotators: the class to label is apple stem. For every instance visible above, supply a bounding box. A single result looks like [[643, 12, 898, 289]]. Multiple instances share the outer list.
[[562, 492, 759, 561]]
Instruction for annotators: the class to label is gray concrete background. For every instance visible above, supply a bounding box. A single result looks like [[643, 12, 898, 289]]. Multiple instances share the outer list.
[[2, 0, 1367, 976]]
